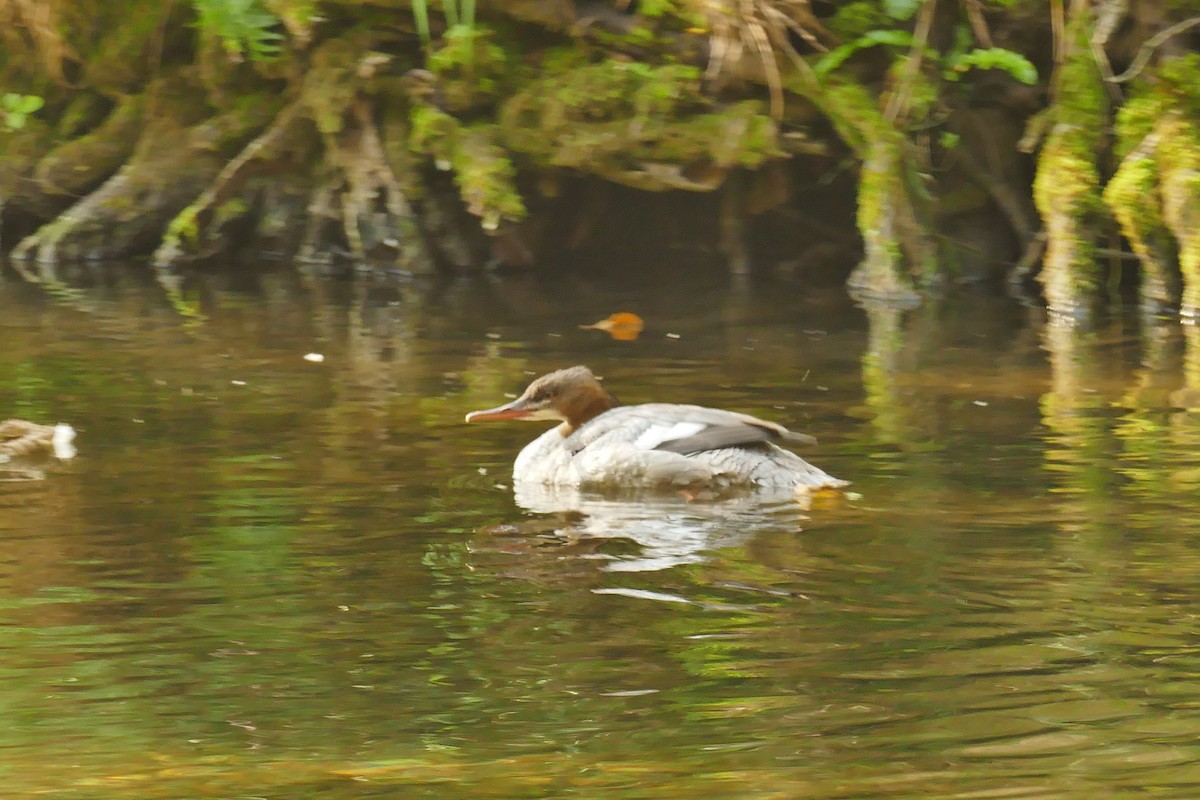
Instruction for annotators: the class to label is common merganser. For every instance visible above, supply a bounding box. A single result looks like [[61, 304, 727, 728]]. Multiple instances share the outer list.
[[465, 366, 846, 493], [0, 419, 76, 460]]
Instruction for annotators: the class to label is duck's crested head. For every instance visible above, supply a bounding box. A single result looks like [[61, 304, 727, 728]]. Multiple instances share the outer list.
[[465, 366, 616, 431]]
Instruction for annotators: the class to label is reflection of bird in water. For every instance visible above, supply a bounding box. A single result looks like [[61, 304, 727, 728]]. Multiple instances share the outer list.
[[501, 482, 810, 572], [466, 366, 846, 495]]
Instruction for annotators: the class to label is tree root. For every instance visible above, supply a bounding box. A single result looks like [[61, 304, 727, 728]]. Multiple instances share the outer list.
[[293, 99, 436, 273], [845, 137, 922, 305], [26, 94, 145, 218], [1157, 112, 1200, 320], [1103, 129, 1180, 312], [335, 99, 432, 271], [11, 88, 278, 267], [1032, 9, 1106, 317], [153, 101, 311, 268]]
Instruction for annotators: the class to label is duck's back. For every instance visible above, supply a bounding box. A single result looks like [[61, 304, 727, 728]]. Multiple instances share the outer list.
[[512, 404, 845, 492]]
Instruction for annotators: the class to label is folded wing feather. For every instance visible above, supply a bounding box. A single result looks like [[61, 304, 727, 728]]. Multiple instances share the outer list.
[[576, 403, 817, 456]]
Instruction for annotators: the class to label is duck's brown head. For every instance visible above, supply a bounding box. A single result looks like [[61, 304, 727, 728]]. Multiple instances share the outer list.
[[465, 366, 617, 433]]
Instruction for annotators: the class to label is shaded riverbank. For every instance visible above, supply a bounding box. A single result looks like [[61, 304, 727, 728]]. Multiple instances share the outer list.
[[3, 2, 1200, 315]]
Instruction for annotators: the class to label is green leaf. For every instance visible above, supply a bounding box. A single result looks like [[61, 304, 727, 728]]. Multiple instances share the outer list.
[[944, 47, 1038, 85], [412, 0, 431, 44], [17, 95, 44, 114], [1, 93, 43, 131], [862, 29, 920, 47], [190, 0, 285, 63], [884, 0, 924, 20], [814, 29, 916, 76]]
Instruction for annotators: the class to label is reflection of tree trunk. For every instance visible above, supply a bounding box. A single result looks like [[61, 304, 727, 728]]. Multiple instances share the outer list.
[[1039, 319, 1115, 532], [1124, 317, 1178, 411], [861, 301, 908, 445], [1170, 324, 1200, 413], [1115, 318, 1177, 496]]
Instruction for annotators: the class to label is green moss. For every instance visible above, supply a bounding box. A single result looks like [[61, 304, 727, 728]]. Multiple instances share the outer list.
[[1114, 93, 1163, 161], [409, 104, 460, 164], [34, 93, 144, 195], [1156, 111, 1200, 316], [496, 59, 779, 188], [1103, 151, 1160, 248], [1032, 9, 1106, 312], [380, 103, 421, 199], [165, 206, 201, 246], [1104, 138, 1176, 307], [1036, 136, 1102, 300], [1104, 56, 1200, 310], [54, 93, 109, 139], [264, 0, 318, 41], [426, 25, 515, 113], [301, 33, 382, 136], [807, 79, 877, 155], [0, 120, 52, 198], [453, 124, 526, 229], [1159, 53, 1200, 117], [809, 78, 922, 298], [663, 102, 780, 168], [826, 2, 890, 39], [409, 102, 526, 226], [502, 60, 707, 142], [1058, 20, 1106, 123], [639, 0, 701, 23], [82, 1, 178, 94], [215, 197, 250, 226]]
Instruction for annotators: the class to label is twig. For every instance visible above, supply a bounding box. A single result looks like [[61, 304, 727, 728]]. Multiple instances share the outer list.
[[1110, 15, 1200, 83], [1008, 229, 1046, 285], [885, 0, 937, 123], [1050, 0, 1065, 96], [962, 0, 993, 47], [954, 143, 1035, 242], [1090, 0, 1125, 101]]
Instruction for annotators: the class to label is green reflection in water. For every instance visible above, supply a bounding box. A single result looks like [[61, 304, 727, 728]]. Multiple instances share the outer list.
[[3, 268, 1200, 798]]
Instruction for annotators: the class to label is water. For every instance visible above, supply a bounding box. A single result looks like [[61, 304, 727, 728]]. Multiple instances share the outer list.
[[3, 260, 1200, 798]]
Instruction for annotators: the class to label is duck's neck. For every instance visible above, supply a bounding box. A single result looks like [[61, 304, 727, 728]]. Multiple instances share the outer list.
[[559, 387, 618, 435]]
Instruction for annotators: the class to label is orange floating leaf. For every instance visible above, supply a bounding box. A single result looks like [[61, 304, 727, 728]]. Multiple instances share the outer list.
[[579, 312, 645, 342]]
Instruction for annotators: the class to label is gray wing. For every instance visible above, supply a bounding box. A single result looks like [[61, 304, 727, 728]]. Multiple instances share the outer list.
[[653, 424, 776, 454], [571, 404, 816, 456]]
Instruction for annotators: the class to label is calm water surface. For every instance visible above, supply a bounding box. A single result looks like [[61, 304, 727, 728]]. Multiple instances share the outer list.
[[3, 261, 1200, 798]]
